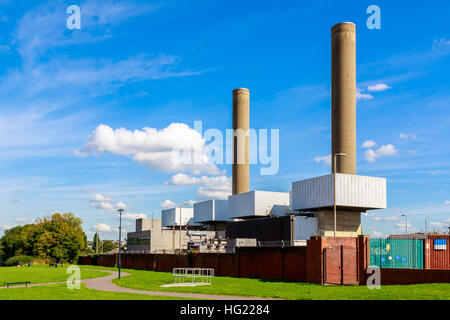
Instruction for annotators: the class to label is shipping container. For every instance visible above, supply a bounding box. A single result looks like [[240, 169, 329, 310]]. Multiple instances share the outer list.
[[369, 238, 424, 269]]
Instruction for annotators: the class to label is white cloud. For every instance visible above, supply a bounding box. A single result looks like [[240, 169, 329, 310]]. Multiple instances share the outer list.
[[444, 200, 450, 205], [0, 224, 13, 231], [367, 83, 391, 92], [432, 38, 450, 50], [372, 217, 382, 221], [361, 140, 376, 148], [119, 212, 147, 221], [399, 133, 423, 141], [314, 154, 331, 167], [165, 174, 232, 200], [429, 221, 447, 228], [363, 212, 375, 217], [77, 123, 221, 176], [364, 144, 398, 162], [383, 216, 399, 221], [370, 230, 383, 237], [89, 193, 129, 211], [161, 199, 176, 209], [14, 217, 36, 224], [356, 89, 374, 101], [93, 222, 112, 232]]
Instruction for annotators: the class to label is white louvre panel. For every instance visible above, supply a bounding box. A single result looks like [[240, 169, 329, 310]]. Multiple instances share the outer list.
[[161, 207, 194, 227], [228, 190, 290, 218], [193, 200, 229, 223], [291, 173, 386, 211]]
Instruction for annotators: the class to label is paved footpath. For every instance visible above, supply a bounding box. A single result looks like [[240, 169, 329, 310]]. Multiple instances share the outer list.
[[1, 269, 277, 300], [83, 270, 276, 300]]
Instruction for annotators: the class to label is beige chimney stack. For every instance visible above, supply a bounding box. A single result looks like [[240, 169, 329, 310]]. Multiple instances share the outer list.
[[331, 22, 357, 174], [232, 88, 250, 195]]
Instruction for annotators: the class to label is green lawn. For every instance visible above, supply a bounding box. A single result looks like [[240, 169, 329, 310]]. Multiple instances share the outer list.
[[79, 266, 450, 300], [0, 265, 108, 287], [0, 283, 190, 300]]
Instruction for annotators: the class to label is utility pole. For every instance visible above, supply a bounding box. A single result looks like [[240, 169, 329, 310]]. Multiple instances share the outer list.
[[117, 208, 124, 279], [401, 214, 408, 235], [96, 224, 99, 254], [179, 202, 188, 253], [333, 153, 346, 237], [425, 216, 431, 235]]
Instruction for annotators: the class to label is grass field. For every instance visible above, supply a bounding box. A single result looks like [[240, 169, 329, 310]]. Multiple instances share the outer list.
[[79, 266, 450, 300], [0, 265, 108, 287], [0, 283, 190, 300]]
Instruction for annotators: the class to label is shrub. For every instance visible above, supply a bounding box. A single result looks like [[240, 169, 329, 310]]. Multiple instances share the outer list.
[[4, 255, 34, 266]]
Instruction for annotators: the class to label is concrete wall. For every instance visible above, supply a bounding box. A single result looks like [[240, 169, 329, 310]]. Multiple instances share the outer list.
[[316, 210, 362, 237], [291, 174, 386, 211]]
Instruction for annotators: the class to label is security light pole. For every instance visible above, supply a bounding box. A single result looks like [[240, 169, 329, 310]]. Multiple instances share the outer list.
[[333, 153, 346, 237], [401, 214, 408, 235], [179, 202, 188, 253], [425, 216, 431, 235], [117, 208, 124, 279]]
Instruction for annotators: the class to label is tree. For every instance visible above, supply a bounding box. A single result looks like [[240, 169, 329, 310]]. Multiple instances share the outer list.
[[101, 240, 118, 253], [92, 233, 100, 253]]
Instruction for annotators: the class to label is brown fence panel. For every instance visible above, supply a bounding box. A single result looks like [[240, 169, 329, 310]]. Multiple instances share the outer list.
[[157, 254, 178, 272], [193, 254, 219, 273], [78, 256, 92, 265], [145, 254, 156, 270], [380, 268, 450, 284], [218, 253, 239, 277], [134, 254, 147, 270], [239, 247, 283, 280], [283, 247, 307, 282], [177, 255, 190, 268]]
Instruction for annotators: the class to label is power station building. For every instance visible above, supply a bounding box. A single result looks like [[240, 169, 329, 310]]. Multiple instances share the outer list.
[[127, 22, 387, 252]]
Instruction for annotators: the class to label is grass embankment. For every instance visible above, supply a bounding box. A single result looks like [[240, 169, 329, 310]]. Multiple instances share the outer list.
[[0, 265, 108, 286], [0, 283, 189, 300], [80, 266, 450, 300]]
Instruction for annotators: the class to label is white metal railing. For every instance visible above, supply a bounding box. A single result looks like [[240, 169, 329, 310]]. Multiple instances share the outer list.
[[172, 268, 214, 285]]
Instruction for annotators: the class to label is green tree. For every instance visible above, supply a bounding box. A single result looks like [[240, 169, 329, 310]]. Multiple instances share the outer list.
[[101, 240, 118, 253], [92, 232, 100, 253], [27, 212, 87, 263]]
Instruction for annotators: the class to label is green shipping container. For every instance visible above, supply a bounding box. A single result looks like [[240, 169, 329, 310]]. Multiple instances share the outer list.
[[369, 238, 424, 269]]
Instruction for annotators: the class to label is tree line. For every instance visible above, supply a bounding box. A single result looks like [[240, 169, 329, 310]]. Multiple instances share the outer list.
[[0, 212, 90, 265]]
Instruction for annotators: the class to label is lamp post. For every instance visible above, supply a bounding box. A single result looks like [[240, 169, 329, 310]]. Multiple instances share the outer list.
[[179, 202, 188, 253], [333, 153, 347, 237], [425, 216, 431, 235], [117, 208, 124, 279], [401, 214, 408, 235]]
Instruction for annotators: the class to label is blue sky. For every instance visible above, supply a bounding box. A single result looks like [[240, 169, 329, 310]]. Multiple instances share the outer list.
[[0, 0, 449, 239]]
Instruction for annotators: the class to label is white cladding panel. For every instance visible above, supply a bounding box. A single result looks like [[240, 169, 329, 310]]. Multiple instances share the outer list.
[[228, 190, 290, 218], [294, 216, 319, 240], [291, 174, 387, 211], [193, 200, 229, 223], [161, 207, 194, 227]]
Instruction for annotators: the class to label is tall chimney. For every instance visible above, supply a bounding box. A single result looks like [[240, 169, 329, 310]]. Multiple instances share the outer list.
[[232, 88, 250, 195], [331, 22, 356, 174]]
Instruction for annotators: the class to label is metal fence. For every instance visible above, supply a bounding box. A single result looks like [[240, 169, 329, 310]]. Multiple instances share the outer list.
[[369, 237, 424, 269]]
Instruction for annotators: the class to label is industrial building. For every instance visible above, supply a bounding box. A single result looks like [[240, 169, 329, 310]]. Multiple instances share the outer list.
[[128, 21, 387, 252]]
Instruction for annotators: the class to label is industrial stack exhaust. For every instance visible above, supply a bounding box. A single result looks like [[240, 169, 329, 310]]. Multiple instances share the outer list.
[[331, 22, 356, 175], [232, 88, 250, 195]]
